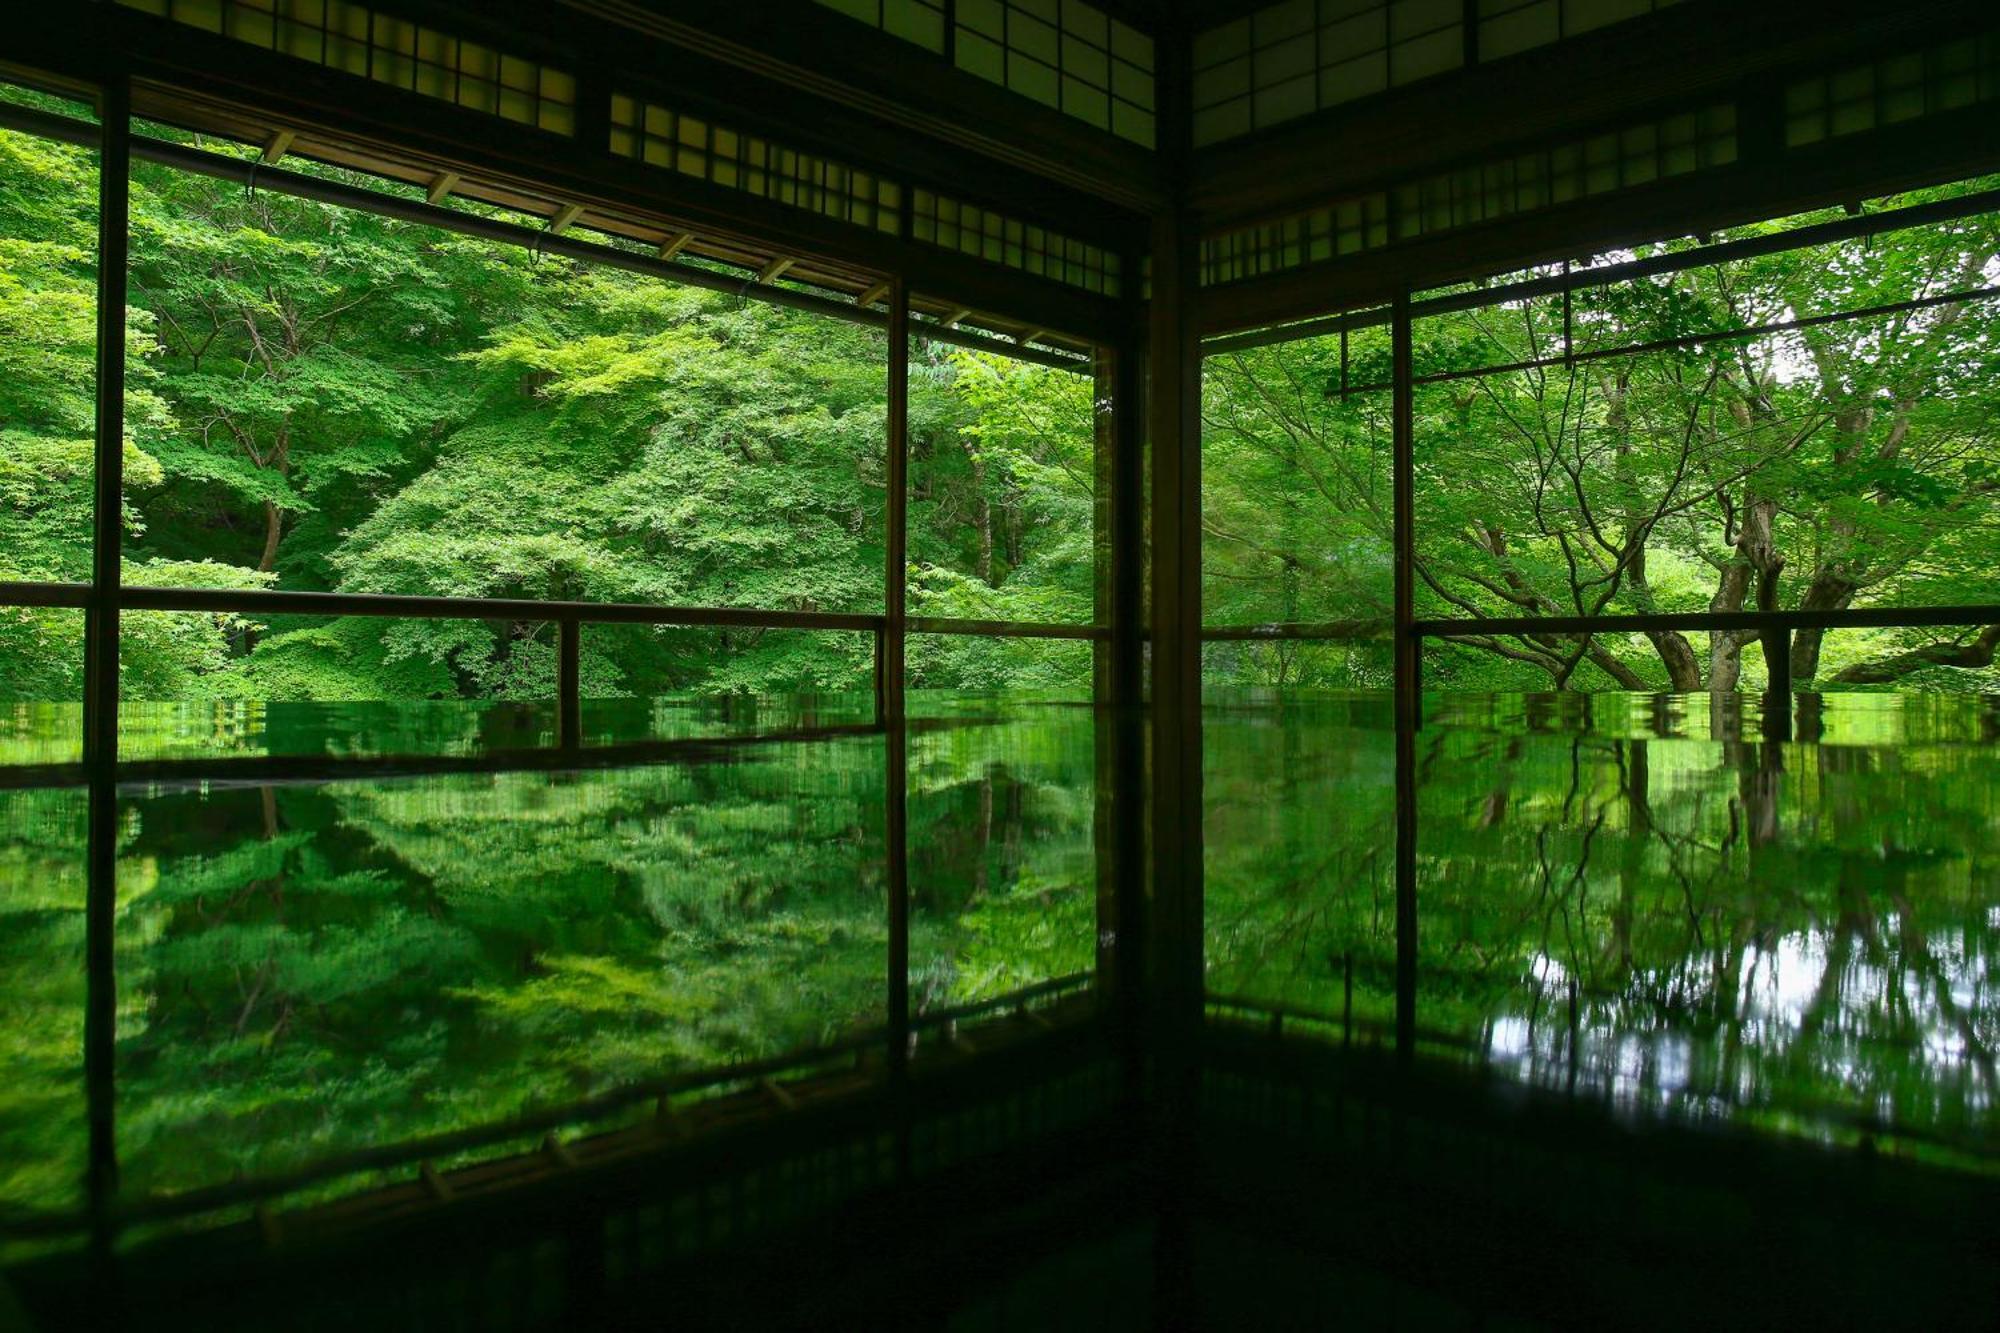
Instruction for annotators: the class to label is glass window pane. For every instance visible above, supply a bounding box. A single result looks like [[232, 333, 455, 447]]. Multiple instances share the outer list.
[[907, 632, 1094, 701], [120, 131, 890, 726], [1201, 325, 1394, 629], [1411, 194, 2000, 691], [907, 343, 1101, 628], [0, 99, 98, 764], [0, 609, 83, 763]]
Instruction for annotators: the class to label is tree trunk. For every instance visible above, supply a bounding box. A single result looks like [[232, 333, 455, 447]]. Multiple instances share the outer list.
[[1645, 632, 1702, 692], [1788, 569, 1859, 684], [970, 452, 994, 585], [1709, 494, 1782, 692], [1830, 624, 2000, 684], [258, 499, 284, 573]]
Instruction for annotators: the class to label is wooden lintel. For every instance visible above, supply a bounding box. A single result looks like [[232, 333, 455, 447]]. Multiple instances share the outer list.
[[757, 255, 796, 284], [423, 171, 460, 205], [856, 280, 891, 307], [942, 307, 972, 328], [540, 1133, 578, 1168], [548, 203, 585, 235], [658, 232, 692, 261], [260, 129, 294, 164], [757, 1076, 797, 1111], [1015, 328, 1044, 347]]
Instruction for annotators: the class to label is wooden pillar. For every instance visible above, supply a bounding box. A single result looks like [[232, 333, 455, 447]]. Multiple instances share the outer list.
[[884, 281, 911, 1142], [1095, 282, 1149, 1083], [1148, 210, 1203, 1036], [84, 73, 130, 1285], [1392, 289, 1418, 1063]]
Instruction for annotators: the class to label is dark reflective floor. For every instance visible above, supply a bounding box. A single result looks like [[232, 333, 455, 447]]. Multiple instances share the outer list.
[[0, 695, 1100, 1242], [2, 688, 1995, 1261], [1207, 689, 2000, 1165]]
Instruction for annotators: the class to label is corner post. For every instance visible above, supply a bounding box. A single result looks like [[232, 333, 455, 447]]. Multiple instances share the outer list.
[[884, 279, 911, 1118], [84, 72, 131, 1282], [1392, 288, 1418, 1063]]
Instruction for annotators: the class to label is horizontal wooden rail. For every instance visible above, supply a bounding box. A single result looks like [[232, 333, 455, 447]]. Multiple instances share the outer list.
[[1201, 605, 2000, 642], [0, 581, 91, 608], [1413, 604, 2000, 638], [912, 971, 1094, 1029], [0, 716, 1018, 793], [115, 585, 884, 633], [2, 590, 1132, 639], [1200, 620, 1387, 641], [908, 616, 1108, 640], [1416, 283, 2000, 386], [1409, 184, 2000, 318]]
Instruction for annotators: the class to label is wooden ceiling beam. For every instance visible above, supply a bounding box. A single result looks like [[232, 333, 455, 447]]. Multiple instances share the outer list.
[[558, 0, 1164, 216], [1188, 0, 1995, 231], [100, 56, 1123, 341], [1196, 107, 2000, 338]]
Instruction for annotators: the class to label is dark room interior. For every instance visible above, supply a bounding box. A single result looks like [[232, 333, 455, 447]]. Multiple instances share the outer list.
[[1, 1, 1997, 1327]]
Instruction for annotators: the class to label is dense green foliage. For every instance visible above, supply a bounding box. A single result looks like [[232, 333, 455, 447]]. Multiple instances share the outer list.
[[1202, 184, 2000, 691], [0, 121, 1099, 707], [6, 117, 1993, 700]]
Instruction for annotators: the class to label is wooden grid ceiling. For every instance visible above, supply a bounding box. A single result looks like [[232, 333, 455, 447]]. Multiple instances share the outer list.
[[129, 79, 1100, 359]]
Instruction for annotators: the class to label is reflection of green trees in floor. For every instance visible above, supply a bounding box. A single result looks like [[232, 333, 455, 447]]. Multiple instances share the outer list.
[[1206, 691, 2000, 1156], [910, 708, 1099, 1012], [0, 790, 87, 1226], [113, 751, 886, 1198], [4, 689, 1997, 1226], [91, 707, 1101, 1204]]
